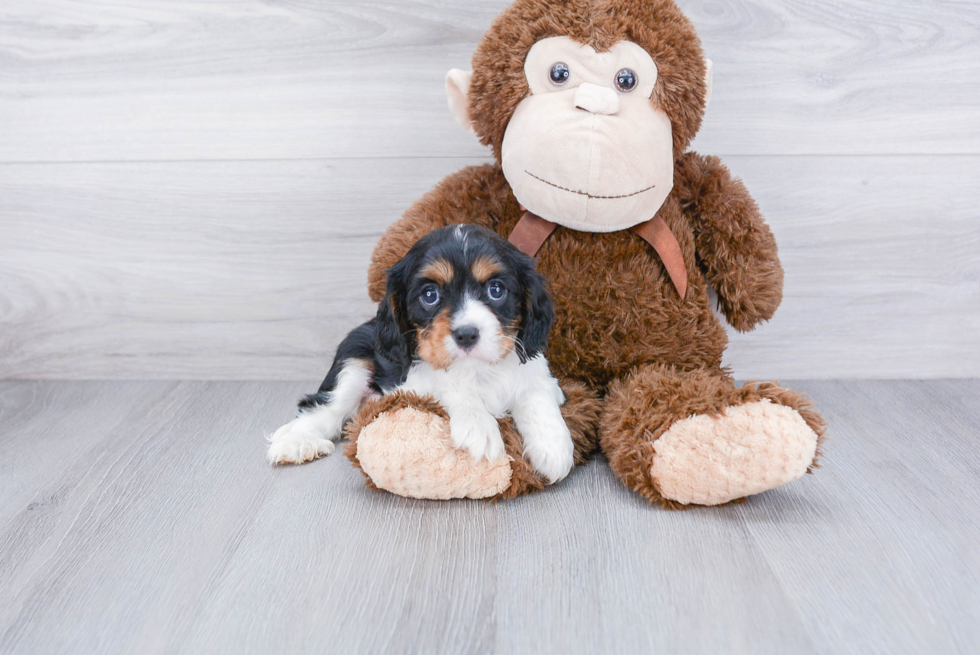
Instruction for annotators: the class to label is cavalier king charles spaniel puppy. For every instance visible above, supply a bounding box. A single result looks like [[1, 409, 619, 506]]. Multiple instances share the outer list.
[[267, 224, 574, 483]]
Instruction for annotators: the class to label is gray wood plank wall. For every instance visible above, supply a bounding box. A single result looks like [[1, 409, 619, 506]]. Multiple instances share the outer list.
[[1, 0, 978, 380]]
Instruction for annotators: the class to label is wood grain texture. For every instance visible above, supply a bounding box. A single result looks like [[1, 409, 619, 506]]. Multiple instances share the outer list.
[[0, 380, 978, 654], [1, 0, 978, 379], [0, 157, 481, 379], [0, 0, 978, 162], [1, 155, 977, 380]]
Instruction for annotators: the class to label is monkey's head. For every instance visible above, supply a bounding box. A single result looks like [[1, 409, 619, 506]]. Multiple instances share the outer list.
[[446, 0, 712, 232]]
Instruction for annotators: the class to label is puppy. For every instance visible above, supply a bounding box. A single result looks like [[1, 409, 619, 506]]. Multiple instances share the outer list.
[[266, 224, 574, 483]]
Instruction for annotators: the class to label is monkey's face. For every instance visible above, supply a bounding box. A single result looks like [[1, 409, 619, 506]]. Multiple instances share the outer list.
[[500, 37, 675, 232]]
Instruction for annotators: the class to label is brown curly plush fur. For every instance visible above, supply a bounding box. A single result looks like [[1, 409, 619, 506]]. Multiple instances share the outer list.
[[368, 160, 780, 388], [356, 0, 824, 505]]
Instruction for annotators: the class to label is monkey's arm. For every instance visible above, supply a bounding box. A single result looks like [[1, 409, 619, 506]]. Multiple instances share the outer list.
[[676, 152, 784, 332], [367, 163, 512, 302]]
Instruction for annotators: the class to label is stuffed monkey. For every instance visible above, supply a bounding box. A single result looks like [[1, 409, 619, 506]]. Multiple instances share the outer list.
[[345, 0, 826, 506]]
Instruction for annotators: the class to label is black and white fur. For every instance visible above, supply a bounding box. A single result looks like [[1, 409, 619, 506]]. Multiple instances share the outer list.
[[266, 224, 574, 483]]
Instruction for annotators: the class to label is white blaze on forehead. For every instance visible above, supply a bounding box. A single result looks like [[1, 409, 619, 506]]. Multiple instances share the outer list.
[[452, 295, 500, 332], [453, 224, 469, 255], [446, 295, 504, 363]]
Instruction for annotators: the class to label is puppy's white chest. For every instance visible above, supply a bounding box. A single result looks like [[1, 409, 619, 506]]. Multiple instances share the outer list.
[[470, 368, 517, 417], [399, 356, 523, 418]]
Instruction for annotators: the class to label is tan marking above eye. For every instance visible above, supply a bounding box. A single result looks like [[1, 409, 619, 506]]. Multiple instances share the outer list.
[[471, 255, 504, 283], [419, 258, 454, 285]]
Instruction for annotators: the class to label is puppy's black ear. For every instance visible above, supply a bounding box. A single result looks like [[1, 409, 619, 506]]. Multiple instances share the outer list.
[[376, 291, 409, 360], [516, 260, 554, 363], [375, 257, 415, 375]]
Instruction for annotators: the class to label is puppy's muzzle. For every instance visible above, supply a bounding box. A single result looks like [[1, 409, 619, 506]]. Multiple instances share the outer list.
[[452, 326, 480, 351]]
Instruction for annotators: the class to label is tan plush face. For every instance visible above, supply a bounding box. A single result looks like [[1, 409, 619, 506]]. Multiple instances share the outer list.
[[500, 37, 675, 232]]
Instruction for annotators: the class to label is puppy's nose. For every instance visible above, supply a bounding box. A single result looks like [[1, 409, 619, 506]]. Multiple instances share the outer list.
[[452, 326, 480, 350]]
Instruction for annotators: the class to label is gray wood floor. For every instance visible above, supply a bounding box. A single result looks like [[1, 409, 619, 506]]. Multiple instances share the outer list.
[[1, 380, 978, 654]]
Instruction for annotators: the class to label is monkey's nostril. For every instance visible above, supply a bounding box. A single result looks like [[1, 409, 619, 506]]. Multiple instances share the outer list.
[[452, 326, 481, 350]]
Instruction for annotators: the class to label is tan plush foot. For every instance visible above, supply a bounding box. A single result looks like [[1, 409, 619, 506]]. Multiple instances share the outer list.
[[649, 399, 819, 506], [355, 407, 513, 500]]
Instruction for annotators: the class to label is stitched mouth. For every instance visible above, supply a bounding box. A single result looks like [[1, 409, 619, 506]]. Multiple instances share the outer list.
[[525, 170, 655, 200]]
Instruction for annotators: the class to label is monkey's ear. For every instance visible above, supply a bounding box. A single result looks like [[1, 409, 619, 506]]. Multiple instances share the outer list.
[[446, 69, 475, 133], [703, 58, 714, 110]]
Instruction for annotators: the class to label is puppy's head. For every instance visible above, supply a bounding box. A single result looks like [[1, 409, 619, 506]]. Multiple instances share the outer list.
[[378, 224, 554, 369]]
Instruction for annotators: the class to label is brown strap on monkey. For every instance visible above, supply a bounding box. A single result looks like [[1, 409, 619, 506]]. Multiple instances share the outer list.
[[628, 216, 688, 300], [508, 211, 558, 258], [508, 211, 688, 299]]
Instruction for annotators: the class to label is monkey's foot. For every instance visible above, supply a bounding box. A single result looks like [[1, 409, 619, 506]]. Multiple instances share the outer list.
[[649, 400, 819, 506], [601, 365, 826, 508], [345, 392, 513, 500], [344, 384, 601, 500]]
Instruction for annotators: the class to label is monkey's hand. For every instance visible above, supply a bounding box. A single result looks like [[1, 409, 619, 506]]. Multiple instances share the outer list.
[[676, 152, 784, 332]]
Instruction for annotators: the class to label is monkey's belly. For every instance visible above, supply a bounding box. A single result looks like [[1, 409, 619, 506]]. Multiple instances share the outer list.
[[536, 230, 727, 389]]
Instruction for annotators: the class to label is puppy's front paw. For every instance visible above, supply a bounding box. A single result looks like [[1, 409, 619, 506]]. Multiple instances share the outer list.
[[450, 409, 505, 462], [267, 418, 335, 465], [523, 418, 574, 484]]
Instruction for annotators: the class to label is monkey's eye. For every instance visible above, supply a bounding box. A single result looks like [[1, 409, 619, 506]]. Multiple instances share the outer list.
[[486, 280, 507, 302], [615, 68, 637, 92], [549, 62, 570, 86], [419, 285, 440, 307]]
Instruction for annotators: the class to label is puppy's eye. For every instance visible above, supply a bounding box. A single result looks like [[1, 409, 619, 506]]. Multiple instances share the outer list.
[[486, 280, 507, 302], [549, 62, 570, 86], [615, 68, 637, 92], [419, 285, 440, 307]]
